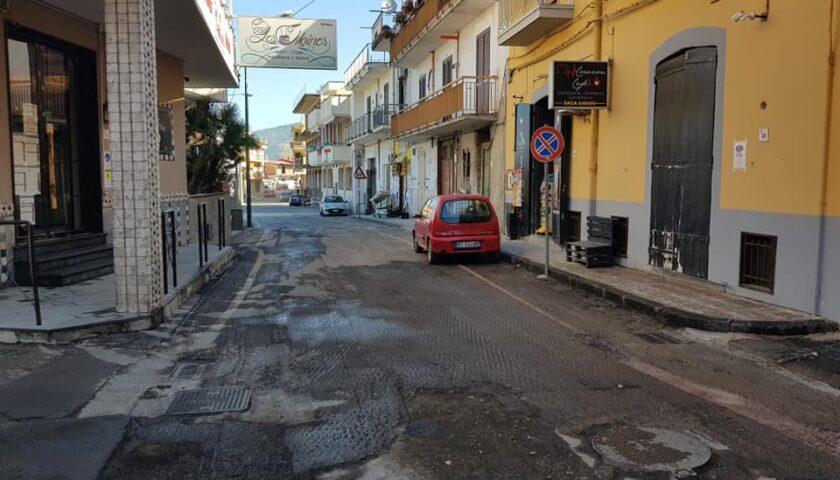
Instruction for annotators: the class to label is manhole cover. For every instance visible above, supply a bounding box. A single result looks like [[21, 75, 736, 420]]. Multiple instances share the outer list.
[[166, 387, 251, 416], [637, 332, 687, 345], [170, 362, 210, 380], [592, 426, 711, 474]]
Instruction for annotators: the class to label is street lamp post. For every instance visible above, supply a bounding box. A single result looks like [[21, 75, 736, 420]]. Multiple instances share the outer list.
[[244, 66, 253, 228]]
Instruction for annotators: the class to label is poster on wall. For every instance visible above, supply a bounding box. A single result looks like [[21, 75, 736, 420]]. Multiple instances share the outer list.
[[238, 17, 337, 70], [549, 61, 610, 110]]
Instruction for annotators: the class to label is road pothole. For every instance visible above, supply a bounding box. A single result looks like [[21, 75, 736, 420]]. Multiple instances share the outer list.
[[591, 425, 711, 475]]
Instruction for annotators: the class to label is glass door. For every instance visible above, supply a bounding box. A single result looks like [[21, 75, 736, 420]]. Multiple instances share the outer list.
[[8, 36, 79, 237]]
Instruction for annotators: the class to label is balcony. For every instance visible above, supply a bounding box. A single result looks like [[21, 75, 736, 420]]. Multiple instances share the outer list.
[[307, 148, 323, 167], [320, 95, 351, 125], [346, 104, 401, 144], [322, 144, 352, 166], [498, 0, 574, 46], [345, 44, 390, 91], [371, 12, 396, 52], [291, 140, 307, 155], [390, 0, 495, 67], [306, 109, 321, 132], [391, 76, 497, 141]]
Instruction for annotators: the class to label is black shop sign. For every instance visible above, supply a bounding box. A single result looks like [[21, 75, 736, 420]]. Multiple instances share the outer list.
[[549, 61, 610, 110]]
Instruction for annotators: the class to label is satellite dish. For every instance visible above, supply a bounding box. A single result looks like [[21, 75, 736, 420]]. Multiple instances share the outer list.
[[381, 0, 397, 13]]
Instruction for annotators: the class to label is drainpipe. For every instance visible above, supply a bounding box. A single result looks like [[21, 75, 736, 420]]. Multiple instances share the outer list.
[[815, 0, 838, 315], [588, 0, 604, 216]]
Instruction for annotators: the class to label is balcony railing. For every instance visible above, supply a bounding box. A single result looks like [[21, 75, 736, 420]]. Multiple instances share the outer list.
[[347, 104, 402, 143], [307, 148, 322, 167], [391, 76, 496, 137], [390, 0, 449, 60], [498, 0, 574, 46], [371, 12, 395, 52], [345, 44, 389, 87]]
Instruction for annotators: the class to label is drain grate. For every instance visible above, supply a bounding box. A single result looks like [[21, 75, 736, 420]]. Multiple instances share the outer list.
[[637, 331, 687, 345], [170, 362, 210, 380], [166, 387, 251, 416]]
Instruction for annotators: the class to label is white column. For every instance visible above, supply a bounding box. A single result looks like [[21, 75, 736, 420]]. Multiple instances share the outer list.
[[105, 0, 162, 313]]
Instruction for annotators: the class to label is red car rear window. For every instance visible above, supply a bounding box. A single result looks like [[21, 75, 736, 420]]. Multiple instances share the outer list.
[[440, 199, 493, 224]]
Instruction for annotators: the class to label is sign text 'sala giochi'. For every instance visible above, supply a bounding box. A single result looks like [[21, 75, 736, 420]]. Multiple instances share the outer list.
[[238, 17, 337, 70]]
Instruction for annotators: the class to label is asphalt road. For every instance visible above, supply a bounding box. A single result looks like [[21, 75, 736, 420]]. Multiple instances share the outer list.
[[2, 203, 840, 479]]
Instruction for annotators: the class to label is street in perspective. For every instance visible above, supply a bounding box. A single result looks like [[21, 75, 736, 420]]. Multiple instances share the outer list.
[[1, 0, 840, 479]]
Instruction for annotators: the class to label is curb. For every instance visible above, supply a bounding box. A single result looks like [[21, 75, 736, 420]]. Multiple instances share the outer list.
[[499, 251, 838, 336], [0, 247, 237, 344]]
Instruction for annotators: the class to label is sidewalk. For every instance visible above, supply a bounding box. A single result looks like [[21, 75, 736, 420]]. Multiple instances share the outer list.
[[0, 245, 235, 343], [357, 215, 837, 335]]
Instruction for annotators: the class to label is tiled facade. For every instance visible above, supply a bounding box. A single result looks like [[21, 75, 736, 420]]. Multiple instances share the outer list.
[[105, 0, 163, 313]]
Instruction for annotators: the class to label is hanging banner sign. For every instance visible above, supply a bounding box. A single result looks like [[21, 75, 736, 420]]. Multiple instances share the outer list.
[[238, 17, 337, 70], [549, 61, 610, 110]]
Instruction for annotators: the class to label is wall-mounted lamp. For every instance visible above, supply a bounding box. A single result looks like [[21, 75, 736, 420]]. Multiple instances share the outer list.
[[512, 95, 524, 104], [731, 10, 767, 22]]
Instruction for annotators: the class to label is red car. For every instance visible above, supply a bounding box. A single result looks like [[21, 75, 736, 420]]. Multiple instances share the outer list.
[[412, 194, 501, 264]]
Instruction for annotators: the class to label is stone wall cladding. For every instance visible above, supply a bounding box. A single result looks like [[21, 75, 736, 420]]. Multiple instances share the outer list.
[[105, 0, 163, 313], [161, 192, 190, 245]]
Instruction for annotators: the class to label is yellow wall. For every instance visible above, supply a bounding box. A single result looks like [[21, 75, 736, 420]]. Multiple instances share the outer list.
[[157, 51, 188, 195], [0, 0, 100, 207], [506, 0, 838, 217]]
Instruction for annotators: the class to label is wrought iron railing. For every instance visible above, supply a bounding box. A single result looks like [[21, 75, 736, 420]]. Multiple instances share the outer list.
[[346, 104, 402, 143], [345, 44, 389, 86], [0, 220, 41, 325]]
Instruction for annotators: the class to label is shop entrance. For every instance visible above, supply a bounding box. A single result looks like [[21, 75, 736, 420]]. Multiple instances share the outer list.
[[7, 27, 101, 238], [526, 97, 553, 234], [649, 47, 717, 279]]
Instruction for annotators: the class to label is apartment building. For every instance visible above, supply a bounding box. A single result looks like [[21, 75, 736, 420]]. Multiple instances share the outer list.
[[0, 0, 236, 314], [345, 39, 395, 214], [318, 82, 354, 204], [388, 0, 508, 216], [502, 0, 840, 320]]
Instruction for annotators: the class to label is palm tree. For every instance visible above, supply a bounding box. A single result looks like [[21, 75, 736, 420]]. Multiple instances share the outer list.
[[186, 102, 259, 194]]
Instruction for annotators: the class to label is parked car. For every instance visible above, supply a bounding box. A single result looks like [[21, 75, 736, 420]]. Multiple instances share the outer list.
[[320, 195, 350, 216], [290, 194, 303, 206], [412, 194, 501, 264]]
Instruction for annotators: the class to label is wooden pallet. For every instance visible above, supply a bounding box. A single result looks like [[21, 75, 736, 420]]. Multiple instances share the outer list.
[[566, 216, 615, 268]]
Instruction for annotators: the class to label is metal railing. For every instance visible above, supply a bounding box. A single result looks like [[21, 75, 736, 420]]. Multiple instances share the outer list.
[[391, 76, 497, 137], [499, 0, 573, 34], [346, 104, 402, 142], [161, 210, 178, 295], [0, 220, 41, 326], [345, 44, 389, 86], [217, 197, 226, 251], [197, 203, 209, 267]]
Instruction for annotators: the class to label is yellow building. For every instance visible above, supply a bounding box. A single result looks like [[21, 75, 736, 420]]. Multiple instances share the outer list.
[[503, 0, 840, 319]]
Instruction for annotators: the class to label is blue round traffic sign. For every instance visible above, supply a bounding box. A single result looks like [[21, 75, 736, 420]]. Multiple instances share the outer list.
[[530, 126, 565, 163]]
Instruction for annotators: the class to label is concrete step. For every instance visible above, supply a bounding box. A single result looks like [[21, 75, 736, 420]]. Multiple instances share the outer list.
[[13, 233, 107, 257], [38, 258, 115, 287]]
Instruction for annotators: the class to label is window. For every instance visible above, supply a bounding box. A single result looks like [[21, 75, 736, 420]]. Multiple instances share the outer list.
[[441, 199, 492, 224], [419, 75, 427, 100], [325, 195, 344, 203], [442, 56, 453, 86], [462, 150, 471, 181], [740, 233, 777, 293], [611, 216, 629, 258], [567, 211, 582, 242]]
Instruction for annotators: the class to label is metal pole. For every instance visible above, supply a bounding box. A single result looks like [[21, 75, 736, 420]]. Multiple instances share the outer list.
[[170, 211, 178, 287], [244, 66, 253, 228], [544, 162, 550, 277], [161, 212, 168, 295], [203, 204, 209, 263], [27, 226, 41, 326], [198, 204, 204, 267]]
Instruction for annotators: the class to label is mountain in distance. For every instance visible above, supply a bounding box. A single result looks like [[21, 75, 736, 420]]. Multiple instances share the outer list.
[[253, 123, 296, 159]]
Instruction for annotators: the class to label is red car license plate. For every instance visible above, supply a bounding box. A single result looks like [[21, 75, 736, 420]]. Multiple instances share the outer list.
[[454, 241, 481, 250]]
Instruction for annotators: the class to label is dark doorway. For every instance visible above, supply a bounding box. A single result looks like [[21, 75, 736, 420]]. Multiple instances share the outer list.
[[7, 26, 101, 239], [527, 97, 553, 234], [366, 158, 376, 214], [649, 47, 717, 279], [553, 111, 572, 245]]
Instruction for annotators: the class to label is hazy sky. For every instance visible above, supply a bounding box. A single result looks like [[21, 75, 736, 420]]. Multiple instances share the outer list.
[[231, 0, 385, 131]]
